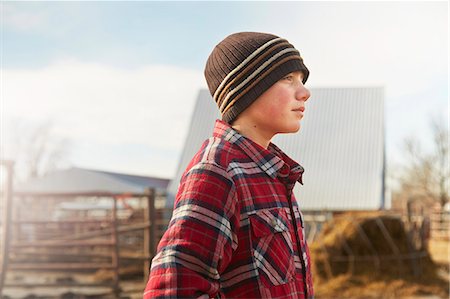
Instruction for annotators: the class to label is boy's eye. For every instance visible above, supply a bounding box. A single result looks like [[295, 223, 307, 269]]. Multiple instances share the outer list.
[[283, 75, 294, 81]]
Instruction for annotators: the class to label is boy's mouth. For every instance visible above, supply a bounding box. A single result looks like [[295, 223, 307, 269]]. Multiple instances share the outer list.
[[292, 107, 305, 112]]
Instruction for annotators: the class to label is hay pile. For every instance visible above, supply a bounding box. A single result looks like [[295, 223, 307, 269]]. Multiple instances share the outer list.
[[310, 211, 449, 299]]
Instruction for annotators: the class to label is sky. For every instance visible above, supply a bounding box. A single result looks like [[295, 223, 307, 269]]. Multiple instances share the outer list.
[[1, 1, 448, 181]]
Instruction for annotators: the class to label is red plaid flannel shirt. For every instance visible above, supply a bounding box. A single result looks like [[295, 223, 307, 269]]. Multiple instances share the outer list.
[[144, 120, 314, 298]]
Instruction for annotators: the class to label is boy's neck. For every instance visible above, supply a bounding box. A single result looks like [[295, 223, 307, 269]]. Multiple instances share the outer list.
[[231, 122, 273, 149]]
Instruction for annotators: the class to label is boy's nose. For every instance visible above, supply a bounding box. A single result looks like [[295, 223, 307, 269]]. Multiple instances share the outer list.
[[296, 85, 311, 102]]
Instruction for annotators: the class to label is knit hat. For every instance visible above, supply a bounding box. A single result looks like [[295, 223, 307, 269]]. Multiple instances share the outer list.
[[204, 31, 309, 124]]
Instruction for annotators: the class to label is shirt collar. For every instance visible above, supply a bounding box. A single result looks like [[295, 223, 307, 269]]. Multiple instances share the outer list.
[[212, 120, 304, 185]]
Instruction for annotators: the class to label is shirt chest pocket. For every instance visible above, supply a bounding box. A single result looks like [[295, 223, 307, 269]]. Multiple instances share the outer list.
[[249, 208, 295, 287]]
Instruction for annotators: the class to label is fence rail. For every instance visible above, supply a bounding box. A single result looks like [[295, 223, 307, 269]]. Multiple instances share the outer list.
[[430, 210, 450, 240]]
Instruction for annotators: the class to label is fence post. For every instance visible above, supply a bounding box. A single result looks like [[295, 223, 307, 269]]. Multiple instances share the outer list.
[[0, 160, 14, 297], [143, 188, 156, 282], [111, 196, 120, 297]]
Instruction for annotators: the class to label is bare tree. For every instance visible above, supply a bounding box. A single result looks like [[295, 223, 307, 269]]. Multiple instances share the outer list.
[[6, 119, 72, 182], [430, 118, 449, 208], [399, 116, 449, 209]]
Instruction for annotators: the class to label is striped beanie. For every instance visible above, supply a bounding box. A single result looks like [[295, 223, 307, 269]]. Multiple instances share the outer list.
[[204, 31, 309, 124]]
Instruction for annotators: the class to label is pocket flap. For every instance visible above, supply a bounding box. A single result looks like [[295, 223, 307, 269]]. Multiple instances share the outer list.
[[250, 208, 289, 238]]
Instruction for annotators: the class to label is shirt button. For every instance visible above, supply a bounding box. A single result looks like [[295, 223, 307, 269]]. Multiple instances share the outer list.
[[272, 218, 278, 227]]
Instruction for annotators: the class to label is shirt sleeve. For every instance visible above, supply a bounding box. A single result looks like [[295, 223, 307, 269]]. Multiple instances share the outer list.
[[144, 162, 239, 298]]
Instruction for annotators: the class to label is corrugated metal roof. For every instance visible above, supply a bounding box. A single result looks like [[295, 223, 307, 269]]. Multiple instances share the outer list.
[[15, 167, 170, 195], [168, 87, 385, 211]]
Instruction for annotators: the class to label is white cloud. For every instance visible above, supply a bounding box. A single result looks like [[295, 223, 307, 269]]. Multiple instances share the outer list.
[[3, 3, 49, 32], [2, 60, 206, 177]]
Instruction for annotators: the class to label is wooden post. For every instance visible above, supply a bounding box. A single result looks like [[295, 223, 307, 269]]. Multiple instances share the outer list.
[[111, 196, 120, 298], [406, 198, 413, 224], [143, 188, 156, 282], [0, 160, 14, 296], [12, 197, 20, 244]]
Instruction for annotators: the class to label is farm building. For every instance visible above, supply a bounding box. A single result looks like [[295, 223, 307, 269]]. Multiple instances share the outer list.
[[14, 167, 169, 196]]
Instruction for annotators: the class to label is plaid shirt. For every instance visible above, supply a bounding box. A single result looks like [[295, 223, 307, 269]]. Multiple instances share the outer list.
[[144, 120, 314, 299]]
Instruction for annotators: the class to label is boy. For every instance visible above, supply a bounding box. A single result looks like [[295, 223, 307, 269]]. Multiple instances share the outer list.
[[144, 31, 314, 298]]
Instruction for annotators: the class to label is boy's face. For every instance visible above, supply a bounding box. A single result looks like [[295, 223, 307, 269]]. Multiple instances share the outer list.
[[237, 71, 310, 137]]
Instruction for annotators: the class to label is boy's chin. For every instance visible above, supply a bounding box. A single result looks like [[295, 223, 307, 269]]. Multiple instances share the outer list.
[[279, 124, 301, 134], [290, 122, 301, 133]]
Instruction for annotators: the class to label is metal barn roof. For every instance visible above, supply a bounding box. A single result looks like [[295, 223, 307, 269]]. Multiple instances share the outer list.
[[168, 87, 385, 211], [15, 167, 170, 195]]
